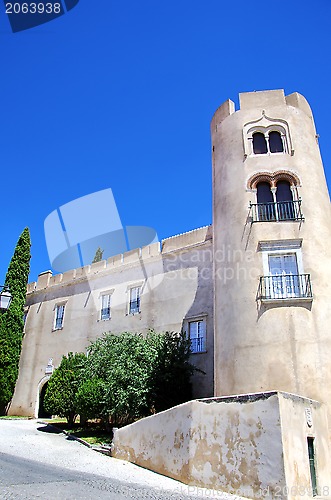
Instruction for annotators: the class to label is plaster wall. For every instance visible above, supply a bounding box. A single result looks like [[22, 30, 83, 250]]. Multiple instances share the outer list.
[[112, 392, 294, 499], [112, 392, 331, 499], [9, 227, 214, 417], [211, 91, 331, 433]]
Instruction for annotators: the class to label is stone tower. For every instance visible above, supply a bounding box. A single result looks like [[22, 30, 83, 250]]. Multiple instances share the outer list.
[[211, 90, 331, 428]]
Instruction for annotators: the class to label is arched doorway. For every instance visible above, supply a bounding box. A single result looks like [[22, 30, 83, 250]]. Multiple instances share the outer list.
[[38, 381, 52, 418]]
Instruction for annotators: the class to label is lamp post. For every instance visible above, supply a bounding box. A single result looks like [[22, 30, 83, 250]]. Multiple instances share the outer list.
[[0, 286, 12, 311]]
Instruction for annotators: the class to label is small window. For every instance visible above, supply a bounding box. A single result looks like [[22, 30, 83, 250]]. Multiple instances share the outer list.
[[307, 437, 318, 496], [54, 304, 65, 330], [252, 132, 267, 154], [250, 129, 286, 155], [189, 320, 206, 353], [269, 131, 283, 153], [129, 287, 141, 314], [101, 294, 111, 320]]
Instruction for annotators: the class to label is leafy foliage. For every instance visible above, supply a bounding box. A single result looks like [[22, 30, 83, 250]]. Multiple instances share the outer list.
[[75, 377, 106, 421], [82, 330, 195, 425], [83, 333, 157, 425], [45, 330, 196, 427], [0, 228, 31, 414], [147, 330, 194, 412], [44, 352, 87, 426]]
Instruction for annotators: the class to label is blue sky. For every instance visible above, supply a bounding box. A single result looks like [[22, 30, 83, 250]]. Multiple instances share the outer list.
[[1, 0, 331, 283]]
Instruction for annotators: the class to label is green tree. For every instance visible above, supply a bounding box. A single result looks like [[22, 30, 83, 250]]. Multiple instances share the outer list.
[[92, 247, 104, 263], [80, 331, 196, 425], [44, 352, 87, 426], [147, 330, 194, 412], [84, 333, 156, 425], [75, 377, 106, 421], [0, 227, 31, 414]]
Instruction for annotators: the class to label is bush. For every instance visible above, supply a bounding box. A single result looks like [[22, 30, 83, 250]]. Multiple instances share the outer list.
[[44, 352, 87, 426], [81, 330, 195, 425]]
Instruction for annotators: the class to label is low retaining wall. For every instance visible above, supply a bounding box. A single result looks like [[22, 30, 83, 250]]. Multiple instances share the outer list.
[[112, 391, 331, 500]]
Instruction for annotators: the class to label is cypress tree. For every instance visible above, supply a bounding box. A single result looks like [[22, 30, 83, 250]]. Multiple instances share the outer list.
[[0, 227, 31, 414], [92, 247, 104, 263]]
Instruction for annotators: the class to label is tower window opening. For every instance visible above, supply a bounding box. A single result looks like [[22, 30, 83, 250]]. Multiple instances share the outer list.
[[250, 129, 286, 155], [269, 131, 283, 153], [275, 180, 295, 220], [253, 132, 268, 154], [256, 182, 275, 221], [249, 174, 303, 222]]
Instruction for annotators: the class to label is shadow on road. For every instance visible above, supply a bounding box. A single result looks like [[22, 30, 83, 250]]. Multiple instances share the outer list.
[[37, 424, 63, 434]]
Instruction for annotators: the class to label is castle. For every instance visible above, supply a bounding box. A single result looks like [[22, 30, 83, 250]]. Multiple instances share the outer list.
[[10, 90, 331, 498]]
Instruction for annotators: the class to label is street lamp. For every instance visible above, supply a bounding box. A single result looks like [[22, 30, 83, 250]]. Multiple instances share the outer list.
[[0, 286, 12, 311]]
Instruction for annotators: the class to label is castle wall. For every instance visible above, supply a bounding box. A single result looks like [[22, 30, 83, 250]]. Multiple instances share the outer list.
[[9, 226, 214, 417]]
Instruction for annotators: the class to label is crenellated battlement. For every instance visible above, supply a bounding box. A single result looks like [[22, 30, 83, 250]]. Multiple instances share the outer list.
[[27, 225, 212, 293]]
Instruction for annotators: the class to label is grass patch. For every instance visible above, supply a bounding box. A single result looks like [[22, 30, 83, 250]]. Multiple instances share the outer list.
[[0, 416, 31, 420], [49, 421, 113, 446]]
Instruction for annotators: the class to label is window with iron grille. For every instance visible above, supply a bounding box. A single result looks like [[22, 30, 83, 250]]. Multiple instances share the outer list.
[[54, 304, 65, 330], [251, 180, 303, 222], [101, 294, 111, 320], [129, 286, 141, 314], [259, 242, 312, 302], [189, 320, 206, 353]]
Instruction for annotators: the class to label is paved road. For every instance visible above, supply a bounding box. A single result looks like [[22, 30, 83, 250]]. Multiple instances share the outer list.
[[0, 420, 242, 500]]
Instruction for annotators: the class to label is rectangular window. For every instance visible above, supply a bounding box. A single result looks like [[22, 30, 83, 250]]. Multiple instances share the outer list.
[[129, 286, 141, 314], [267, 253, 300, 299], [259, 241, 312, 301], [189, 320, 206, 353], [54, 304, 65, 330], [101, 294, 111, 320], [307, 437, 318, 496]]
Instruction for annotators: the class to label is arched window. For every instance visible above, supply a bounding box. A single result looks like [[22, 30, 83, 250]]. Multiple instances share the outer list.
[[276, 180, 295, 220], [257, 182, 275, 220], [257, 182, 273, 203], [276, 180, 293, 202], [253, 133, 268, 154], [248, 171, 303, 222], [269, 131, 283, 153]]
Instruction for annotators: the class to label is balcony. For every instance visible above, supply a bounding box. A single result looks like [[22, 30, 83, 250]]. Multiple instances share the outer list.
[[258, 274, 313, 302], [250, 200, 304, 222]]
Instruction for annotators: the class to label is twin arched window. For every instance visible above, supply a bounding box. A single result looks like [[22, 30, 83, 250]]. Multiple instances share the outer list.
[[256, 180, 297, 221], [257, 180, 293, 204], [253, 131, 284, 155]]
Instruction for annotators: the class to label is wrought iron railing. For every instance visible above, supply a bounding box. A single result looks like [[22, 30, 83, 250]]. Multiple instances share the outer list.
[[190, 337, 206, 353], [259, 274, 312, 300], [250, 200, 304, 222]]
